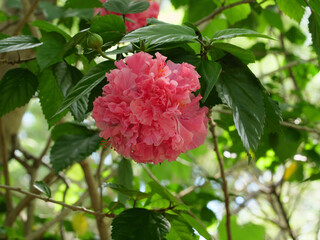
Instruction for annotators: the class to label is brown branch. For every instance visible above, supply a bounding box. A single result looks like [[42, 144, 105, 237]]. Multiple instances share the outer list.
[[195, 0, 255, 26], [80, 158, 110, 240], [213, 108, 320, 136], [38, 138, 52, 161], [4, 171, 55, 226], [0, 57, 37, 65], [13, 0, 41, 35], [25, 191, 89, 240], [207, 110, 232, 240], [271, 185, 297, 240], [259, 58, 317, 79], [0, 118, 13, 217], [0, 184, 109, 217]]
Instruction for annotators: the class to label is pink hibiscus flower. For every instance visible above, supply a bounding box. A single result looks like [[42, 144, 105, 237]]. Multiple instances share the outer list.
[[95, 0, 160, 32], [92, 52, 208, 164]]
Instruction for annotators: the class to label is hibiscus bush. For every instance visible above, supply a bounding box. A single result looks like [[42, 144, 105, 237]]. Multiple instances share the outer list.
[[0, 0, 320, 239]]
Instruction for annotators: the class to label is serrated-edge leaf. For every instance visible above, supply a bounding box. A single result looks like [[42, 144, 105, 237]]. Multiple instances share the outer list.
[[127, 0, 150, 14], [51, 122, 93, 141], [51, 61, 115, 119], [111, 208, 170, 240], [121, 24, 198, 44], [216, 65, 265, 151], [33, 181, 52, 198], [50, 132, 101, 173], [0, 35, 42, 54], [212, 28, 273, 41], [0, 68, 38, 117], [62, 28, 89, 56], [103, 0, 131, 14]]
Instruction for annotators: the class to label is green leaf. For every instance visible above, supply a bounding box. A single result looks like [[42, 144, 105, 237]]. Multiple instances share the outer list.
[[216, 59, 265, 151], [211, 42, 255, 64], [262, 9, 284, 31], [180, 212, 211, 240], [111, 208, 170, 240], [103, 0, 131, 14], [65, 0, 101, 8], [170, 0, 189, 9], [309, 12, 320, 65], [198, 60, 222, 104], [0, 35, 42, 54], [211, 28, 273, 41], [51, 122, 94, 141], [62, 29, 89, 57], [63, 8, 94, 19], [0, 68, 38, 117], [148, 181, 178, 204], [51, 61, 115, 119], [31, 20, 71, 40], [218, 216, 265, 240], [104, 183, 152, 200], [121, 24, 198, 44], [38, 1, 63, 20], [50, 131, 101, 173], [38, 69, 67, 128], [36, 32, 66, 70], [223, 0, 251, 25], [53, 62, 88, 122], [165, 214, 196, 240], [33, 181, 52, 198], [117, 158, 133, 203], [90, 15, 126, 44], [127, 0, 150, 14], [276, 0, 304, 22], [285, 26, 306, 45]]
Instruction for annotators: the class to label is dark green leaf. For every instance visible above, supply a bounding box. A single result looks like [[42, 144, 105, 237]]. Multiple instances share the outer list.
[[285, 26, 307, 45], [50, 131, 101, 173], [111, 208, 170, 240], [33, 181, 52, 198], [51, 122, 94, 141], [262, 9, 284, 31], [53, 62, 88, 122], [211, 42, 255, 64], [63, 8, 94, 19], [309, 12, 320, 65], [65, 0, 101, 8], [276, 0, 304, 22], [51, 61, 115, 119], [127, 0, 150, 14], [62, 29, 89, 57], [0, 35, 42, 54], [198, 60, 222, 104], [304, 173, 320, 181], [36, 32, 66, 70], [117, 158, 133, 203], [216, 59, 265, 151], [180, 212, 211, 240], [165, 214, 196, 240], [121, 24, 198, 44], [170, 0, 189, 9], [104, 183, 152, 200], [38, 1, 63, 20], [264, 95, 282, 133], [90, 15, 126, 44], [30, 20, 71, 40], [0, 68, 38, 117], [38, 69, 67, 128], [103, 0, 131, 14], [211, 28, 273, 41]]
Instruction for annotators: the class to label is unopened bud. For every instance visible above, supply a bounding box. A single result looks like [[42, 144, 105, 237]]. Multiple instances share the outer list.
[[87, 33, 103, 50]]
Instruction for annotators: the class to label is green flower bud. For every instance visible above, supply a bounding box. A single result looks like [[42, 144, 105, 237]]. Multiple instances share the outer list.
[[87, 33, 103, 50]]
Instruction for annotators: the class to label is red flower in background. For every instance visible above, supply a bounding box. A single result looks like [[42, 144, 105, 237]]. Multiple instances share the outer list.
[[92, 52, 208, 164], [95, 0, 160, 32]]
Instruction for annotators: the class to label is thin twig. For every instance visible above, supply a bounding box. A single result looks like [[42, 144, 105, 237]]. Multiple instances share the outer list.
[[141, 164, 162, 185], [195, 0, 255, 26], [207, 110, 232, 240], [213, 108, 320, 136], [13, 0, 41, 35], [0, 118, 13, 217], [271, 185, 297, 240], [0, 184, 110, 217]]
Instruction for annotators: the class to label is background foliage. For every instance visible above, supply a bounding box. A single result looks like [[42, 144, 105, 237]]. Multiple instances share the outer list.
[[0, 0, 320, 239]]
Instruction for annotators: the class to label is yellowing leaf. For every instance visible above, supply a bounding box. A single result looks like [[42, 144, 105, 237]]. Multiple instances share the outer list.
[[72, 213, 88, 236], [283, 162, 298, 181]]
